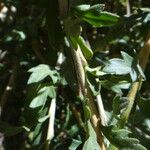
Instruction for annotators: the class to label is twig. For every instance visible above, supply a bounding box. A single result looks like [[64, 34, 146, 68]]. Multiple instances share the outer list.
[[86, 86, 106, 150], [55, 51, 66, 70], [139, 32, 150, 71], [45, 99, 56, 150], [126, 0, 131, 16], [58, 0, 107, 148], [0, 61, 18, 150], [71, 46, 86, 96], [71, 45, 106, 150], [0, 62, 17, 114], [70, 104, 85, 131], [45, 51, 65, 149], [58, 0, 69, 17], [120, 82, 141, 127], [96, 94, 107, 126], [120, 31, 150, 127]]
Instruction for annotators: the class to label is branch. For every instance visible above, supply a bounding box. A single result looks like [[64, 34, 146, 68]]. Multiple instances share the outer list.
[[70, 104, 85, 131], [120, 31, 150, 127], [45, 50, 65, 149], [58, 0, 69, 17], [71, 45, 106, 150], [45, 99, 56, 150], [55, 51, 66, 70], [86, 88, 106, 150], [139, 32, 150, 71], [96, 94, 108, 126], [126, 0, 131, 16], [71, 46, 86, 96], [0, 61, 17, 115]]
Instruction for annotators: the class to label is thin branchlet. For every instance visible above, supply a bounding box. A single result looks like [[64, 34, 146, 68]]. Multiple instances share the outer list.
[[120, 31, 150, 127], [71, 44, 106, 150]]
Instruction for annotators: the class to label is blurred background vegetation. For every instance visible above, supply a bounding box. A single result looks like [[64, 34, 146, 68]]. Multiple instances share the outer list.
[[0, 0, 150, 150]]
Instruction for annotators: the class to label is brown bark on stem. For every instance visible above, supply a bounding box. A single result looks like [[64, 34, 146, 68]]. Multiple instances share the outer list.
[[0, 62, 17, 113], [71, 46, 106, 150]]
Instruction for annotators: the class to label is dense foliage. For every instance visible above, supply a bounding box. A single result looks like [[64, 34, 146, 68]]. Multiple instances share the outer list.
[[0, 0, 150, 150]]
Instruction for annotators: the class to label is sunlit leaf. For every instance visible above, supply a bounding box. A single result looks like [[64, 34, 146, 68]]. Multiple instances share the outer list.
[[103, 58, 131, 75], [102, 51, 144, 82], [74, 4, 120, 27], [28, 64, 59, 84], [101, 80, 130, 93], [76, 36, 93, 59], [102, 125, 147, 150], [82, 121, 101, 150], [29, 86, 56, 108], [38, 115, 49, 123], [86, 66, 107, 77], [69, 139, 82, 150]]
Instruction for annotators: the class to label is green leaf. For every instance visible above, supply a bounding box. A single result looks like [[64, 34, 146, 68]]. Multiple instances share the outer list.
[[64, 18, 81, 37], [12, 29, 26, 41], [67, 125, 79, 137], [85, 66, 107, 77], [120, 51, 133, 66], [76, 36, 93, 60], [74, 4, 120, 27], [86, 67, 102, 96], [102, 51, 142, 82], [83, 13, 120, 27], [103, 51, 133, 75], [103, 58, 131, 75], [28, 64, 59, 84], [122, 51, 145, 81], [69, 139, 82, 150], [101, 79, 130, 93], [87, 77, 101, 96], [29, 85, 56, 108], [38, 115, 49, 123], [82, 121, 101, 150], [121, 51, 138, 81], [84, 105, 92, 121], [75, 5, 91, 12], [140, 8, 150, 12], [133, 144, 148, 150], [111, 81, 130, 93], [102, 125, 147, 150], [31, 123, 43, 146], [69, 36, 78, 50]]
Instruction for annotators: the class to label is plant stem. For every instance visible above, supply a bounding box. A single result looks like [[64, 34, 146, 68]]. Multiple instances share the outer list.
[[70, 104, 85, 131], [0, 61, 17, 114], [126, 0, 131, 16], [120, 31, 150, 127], [96, 94, 107, 126], [71, 45, 106, 150], [58, 0, 69, 17], [120, 81, 141, 127], [71, 45, 86, 96], [45, 99, 56, 150]]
